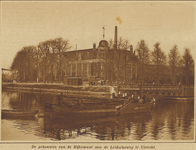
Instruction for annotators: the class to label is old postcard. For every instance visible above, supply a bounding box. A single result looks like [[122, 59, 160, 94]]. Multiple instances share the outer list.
[[1, 1, 195, 150]]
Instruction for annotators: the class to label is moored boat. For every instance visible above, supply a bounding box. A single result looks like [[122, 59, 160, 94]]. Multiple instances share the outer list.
[[114, 100, 154, 115], [50, 99, 154, 119], [1, 109, 39, 119]]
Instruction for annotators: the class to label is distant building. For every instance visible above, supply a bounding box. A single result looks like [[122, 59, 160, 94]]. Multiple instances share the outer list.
[[37, 26, 140, 84], [61, 39, 140, 84], [37, 26, 194, 86], [1, 68, 18, 82]]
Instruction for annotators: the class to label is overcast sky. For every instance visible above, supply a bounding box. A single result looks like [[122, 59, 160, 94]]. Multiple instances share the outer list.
[[1, 1, 195, 69]]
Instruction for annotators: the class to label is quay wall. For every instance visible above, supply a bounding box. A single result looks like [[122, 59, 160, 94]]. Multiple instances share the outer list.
[[2, 83, 194, 99], [2, 83, 112, 99]]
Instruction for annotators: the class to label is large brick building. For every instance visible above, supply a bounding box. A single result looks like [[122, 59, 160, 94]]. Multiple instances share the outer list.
[[37, 26, 194, 86], [46, 26, 140, 85], [62, 39, 140, 84]]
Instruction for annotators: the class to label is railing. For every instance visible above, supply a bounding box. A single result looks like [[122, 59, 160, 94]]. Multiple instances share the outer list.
[[119, 84, 181, 90], [119, 84, 194, 96], [119, 84, 183, 90]]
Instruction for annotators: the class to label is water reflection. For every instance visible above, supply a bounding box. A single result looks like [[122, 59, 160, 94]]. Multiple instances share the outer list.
[[43, 112, 152, 140], [150, 100, 194, 140], [1, 90, 194, 141]]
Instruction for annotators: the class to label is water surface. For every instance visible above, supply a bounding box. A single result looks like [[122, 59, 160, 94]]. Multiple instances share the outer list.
[[1, 90, 194, 141]]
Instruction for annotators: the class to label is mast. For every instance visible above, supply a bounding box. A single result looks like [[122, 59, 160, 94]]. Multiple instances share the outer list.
[[102, 26, 105, 39]]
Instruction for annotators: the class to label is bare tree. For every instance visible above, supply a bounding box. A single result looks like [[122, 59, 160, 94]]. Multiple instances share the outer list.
[[23, 46, 37, 82], [151, 42, 167, 84], [108, 38, 114, 49], [168, 44, 181, 85], [113, 49, 123, 83], [111, 37, 131, 83], [181, 48, 194, 85], [53, 37, 72, 82], [135, 40, 150, 64], [135, 40, 150, 84], [37, 38, 71, 82], [11, 50, 26, 81], [116, 37, 130, 50], [38, 40, 52, 82], [108, 37, 130, 50], [11, 46, 37, 82], [33, 46, 42, 82]]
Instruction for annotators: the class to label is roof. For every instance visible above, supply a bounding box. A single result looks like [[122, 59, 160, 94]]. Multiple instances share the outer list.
[[65, 48, 93, 53]]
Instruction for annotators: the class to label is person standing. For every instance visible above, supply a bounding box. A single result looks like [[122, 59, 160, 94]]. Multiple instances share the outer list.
[[58, 93, 63, 104]]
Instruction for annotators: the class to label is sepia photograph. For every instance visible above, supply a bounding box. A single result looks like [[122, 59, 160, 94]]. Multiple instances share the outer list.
[[1, 1, 195, 149]]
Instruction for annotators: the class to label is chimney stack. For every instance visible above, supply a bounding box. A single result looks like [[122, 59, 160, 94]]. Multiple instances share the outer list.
[[114, 26, 117, 49], [93, 43, 96, 50], [130, 45, 133, 53]]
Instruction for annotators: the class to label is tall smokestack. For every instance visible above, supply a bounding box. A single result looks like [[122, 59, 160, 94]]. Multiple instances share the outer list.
[[93, 43, 96, 50], [114, 26, 117, 49]]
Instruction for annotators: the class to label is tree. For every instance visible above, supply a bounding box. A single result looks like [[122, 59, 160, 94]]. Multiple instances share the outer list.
[[33, 46, 42, 82], [116, 37, 130, 50], [181, 48, 194, 85], [108, 38, 114, 49], [168, 45, 181, 85], [38, 38, 71, 82], [37, 40, 51, 82], [107, 37, 131, 83], [116, 37, 130, 83], [135, 40, 150, 64], [11, 50, 25, 71], [53, 37, 71, 82], [151, 42, 167, 84], [135, 40, 150, 84], [181, 48, 194, 72], [23, 46, 37, 82], [135, 39, 150, 96], [108, 37, 130, 50], [11, 46, 37, 82]]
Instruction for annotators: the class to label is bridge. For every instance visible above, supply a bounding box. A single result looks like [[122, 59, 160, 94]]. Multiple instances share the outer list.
[[119, 84, 194, 97]]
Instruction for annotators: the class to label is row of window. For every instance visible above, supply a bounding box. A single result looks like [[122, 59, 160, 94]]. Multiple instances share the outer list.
[[75, 52, 105, 59], [65, 63, 105, 77]]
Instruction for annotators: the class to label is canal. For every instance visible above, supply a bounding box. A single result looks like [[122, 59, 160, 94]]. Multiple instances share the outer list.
[[1, 90, 194, 141]]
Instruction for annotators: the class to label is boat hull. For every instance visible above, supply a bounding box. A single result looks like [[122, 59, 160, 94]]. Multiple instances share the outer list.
[[51, 104, 117, 119], [1, 110, 39, 119], [116, 101, 153, 115], [50, 101, 153, 119]]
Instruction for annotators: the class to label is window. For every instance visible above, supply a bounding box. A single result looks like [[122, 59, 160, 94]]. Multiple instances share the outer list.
[[132, 74, 135, 81], [89, 63, 92, 76], [132, 67, 136, 73], [72, 64, 76, 76], [83, 63, 87, 77], [77, 64, 81, 76], [101, 63, 104, 70], [66, 65, 70, 75]]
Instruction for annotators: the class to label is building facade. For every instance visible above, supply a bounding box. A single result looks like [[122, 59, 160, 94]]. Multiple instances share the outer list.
[[62, 39, 140, 84], [37, 26, 194, 86]]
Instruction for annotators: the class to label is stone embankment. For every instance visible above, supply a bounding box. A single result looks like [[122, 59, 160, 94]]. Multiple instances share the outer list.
[[2, 83, 114, 99]]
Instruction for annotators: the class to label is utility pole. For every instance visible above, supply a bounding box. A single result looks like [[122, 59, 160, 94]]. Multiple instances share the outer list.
[[75, 39, 77, 50], [125, 49, 126, 82], [102, 26, 105, 39]]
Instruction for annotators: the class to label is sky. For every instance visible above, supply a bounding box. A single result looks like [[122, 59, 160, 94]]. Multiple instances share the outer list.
[[1, 1, 195, 69]]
